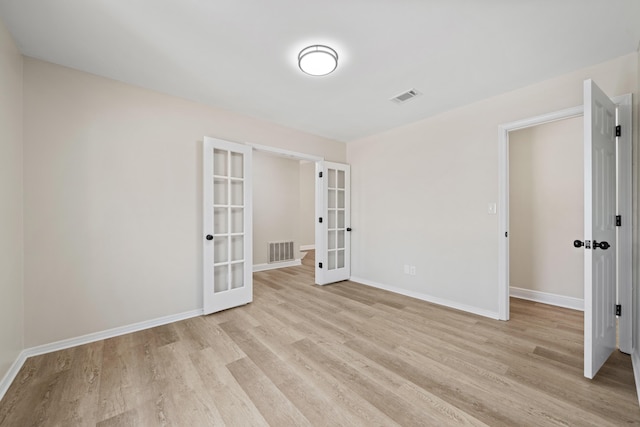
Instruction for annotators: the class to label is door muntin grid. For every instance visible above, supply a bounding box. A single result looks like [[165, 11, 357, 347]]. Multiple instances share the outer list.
[[213, 148, 246, 293], [327, 168, 346, 270]]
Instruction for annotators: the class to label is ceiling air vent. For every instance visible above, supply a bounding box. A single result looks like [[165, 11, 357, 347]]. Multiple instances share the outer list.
[[390, 88, 421, 104]]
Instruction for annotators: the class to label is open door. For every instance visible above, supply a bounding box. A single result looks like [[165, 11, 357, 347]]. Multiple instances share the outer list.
[[315, 161, 351, 285], [583, 80, 617, 379], [203, 137, 253, 315]]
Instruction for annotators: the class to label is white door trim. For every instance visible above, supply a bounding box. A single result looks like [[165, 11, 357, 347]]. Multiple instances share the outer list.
[[497, 94, 632, 346], [248, 143, 324, 162], [498, 105, 582, 321]]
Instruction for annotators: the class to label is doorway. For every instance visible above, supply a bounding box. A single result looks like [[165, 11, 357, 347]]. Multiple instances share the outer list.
[[203, 138, 352, 315], [247, 144, 351, 285], [497, 94, 633, 355], [252, 151, 316, 272], [508, 117, 584, 310]]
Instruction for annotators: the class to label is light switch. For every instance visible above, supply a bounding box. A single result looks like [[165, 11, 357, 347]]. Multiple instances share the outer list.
[[488, 203, 497, 215]]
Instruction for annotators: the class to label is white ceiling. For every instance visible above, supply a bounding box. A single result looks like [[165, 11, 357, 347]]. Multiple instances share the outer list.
[[1, 0, 639, 143]]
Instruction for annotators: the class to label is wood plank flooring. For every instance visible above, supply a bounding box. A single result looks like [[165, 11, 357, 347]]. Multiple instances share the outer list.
[[1, 263, 638, 426]]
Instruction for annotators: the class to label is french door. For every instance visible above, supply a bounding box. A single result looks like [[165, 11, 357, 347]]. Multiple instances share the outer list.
[[583, 79, 617, 379], [203, 137, 253, 315], [315, 161, 351, 285]]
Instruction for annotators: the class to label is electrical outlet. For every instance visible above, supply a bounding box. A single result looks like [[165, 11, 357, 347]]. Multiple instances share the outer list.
[[409, 266, 416, 276]]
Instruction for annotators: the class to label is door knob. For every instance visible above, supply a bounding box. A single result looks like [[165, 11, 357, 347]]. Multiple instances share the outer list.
[[205, 235, 213, 241], [346, 227, 352, 232], [593, 240, 610, 250], [574, 240, 592, 249]]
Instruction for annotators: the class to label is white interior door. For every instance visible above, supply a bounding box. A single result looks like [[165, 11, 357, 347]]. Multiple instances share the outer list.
[[583, 79, 617, 379], [315, 161, 351, 285], [203, 137, 252, 315]]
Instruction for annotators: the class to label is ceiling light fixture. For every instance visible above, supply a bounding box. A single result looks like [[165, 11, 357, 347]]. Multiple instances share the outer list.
[[298, 45, 338, 76]]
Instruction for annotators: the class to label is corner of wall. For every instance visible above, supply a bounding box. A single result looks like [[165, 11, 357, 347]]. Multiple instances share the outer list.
[[0, 14, 25, 400], [633, 349, 640, 406]]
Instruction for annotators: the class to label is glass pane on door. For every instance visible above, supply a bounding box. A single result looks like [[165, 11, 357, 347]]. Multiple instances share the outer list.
[[214, 179, 228, 205], [214, 149, 228, 176], [214, 237, 228, 264], [230, 152, 243, 178], [214, 208, 228, 234], [214, 265, 229, 293], [231, 263, 244, 289], [231, 236, 243, 262], [230, 180, 244, 206], [230, 208, 243, 233]]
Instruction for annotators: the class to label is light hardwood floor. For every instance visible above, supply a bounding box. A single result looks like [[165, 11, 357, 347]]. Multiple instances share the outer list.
[[1, 263, 638, 426]]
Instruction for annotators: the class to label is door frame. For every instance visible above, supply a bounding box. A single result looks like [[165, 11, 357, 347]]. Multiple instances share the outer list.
[[497, 94, 632, 353]]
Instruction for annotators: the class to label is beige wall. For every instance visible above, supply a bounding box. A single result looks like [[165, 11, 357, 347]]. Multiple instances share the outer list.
[[347, 53, 638, 316], [253, 152, 301, 265], [299, 161, 316, 248], [23, 58, 345, 347], [509, 118, 583, 298], [0, 20, 24, 379]]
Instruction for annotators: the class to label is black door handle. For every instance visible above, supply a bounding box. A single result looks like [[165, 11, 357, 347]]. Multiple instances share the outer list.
[[573, 240, 584, 248], [593, 240, 610, 250], [205, 235, 213, 241], [346, 227, 352, 232]]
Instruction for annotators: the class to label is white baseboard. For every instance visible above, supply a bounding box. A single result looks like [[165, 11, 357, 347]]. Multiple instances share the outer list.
[[349, 276, 500, 320], [253, 259, 301, 272], [0, 351, 28, 403], [632, 350, 640, 407], [300, 245, 315, 251], [0, 308, 203, 402], [510, 286, 583, 311]]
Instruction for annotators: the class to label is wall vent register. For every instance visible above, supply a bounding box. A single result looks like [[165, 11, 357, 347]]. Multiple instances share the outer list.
[[269, 241, 295, 263]]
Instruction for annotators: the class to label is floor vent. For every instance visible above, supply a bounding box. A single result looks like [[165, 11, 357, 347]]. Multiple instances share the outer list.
[[390, 88, 421, 104], [269, 241, 295, 263]]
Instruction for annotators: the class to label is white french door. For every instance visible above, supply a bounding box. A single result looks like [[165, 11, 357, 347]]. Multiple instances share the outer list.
[[315, 161, 351, 285], [203, 137, 253, 315], [583, 80, 617, 379]]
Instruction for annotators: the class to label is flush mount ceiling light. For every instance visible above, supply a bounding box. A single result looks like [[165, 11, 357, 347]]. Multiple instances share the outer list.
[[298, 45, 338, 76]]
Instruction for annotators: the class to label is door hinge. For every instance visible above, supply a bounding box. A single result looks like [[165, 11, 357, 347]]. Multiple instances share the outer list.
[[615, 125, 621, 137], [319, 171, 323, 178], [616, 304, 622, 316], [318, 217, 323, 223], [616, 215, 622, 227], [318, 262, 323, 269]]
